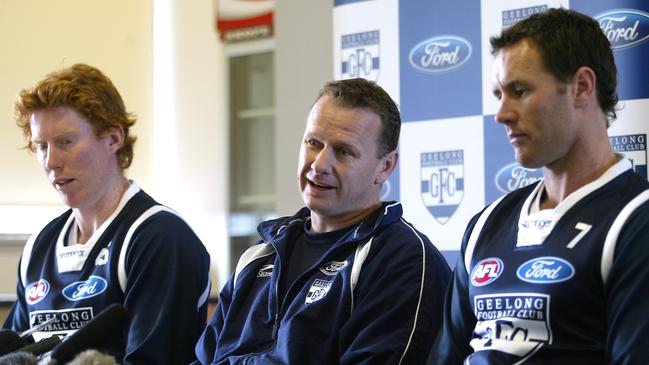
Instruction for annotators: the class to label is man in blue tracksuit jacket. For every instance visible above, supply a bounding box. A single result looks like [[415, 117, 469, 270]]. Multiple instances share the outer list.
[[195, 78, 451, 364]]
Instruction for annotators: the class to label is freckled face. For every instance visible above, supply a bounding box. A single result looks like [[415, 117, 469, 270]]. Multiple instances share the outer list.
[[30, 106, 121, 210]]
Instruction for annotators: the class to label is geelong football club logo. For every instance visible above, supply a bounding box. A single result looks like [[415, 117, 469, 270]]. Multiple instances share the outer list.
[[420, 150, 464, 224], [516, 257, 575, 284], [341, 30, 380, 81], [596, 9, 649, 50], [409, 35, 471, 74], [62, 276, 108, 301], [495, 163, 543, 194], [609, 134, 647, 179], [319, 261, 348, 276], [95, 248, 109, 266], [501, 5, 548, 27], [471, 258, 504, 287], [26, 279, 50, 305], [305, 279, 333, 305], [472, 293, 552, 359]]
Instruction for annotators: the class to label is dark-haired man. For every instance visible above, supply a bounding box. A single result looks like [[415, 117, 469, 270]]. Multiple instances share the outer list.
[[195, 78, 451, 364], [430, 8, 649, 364]]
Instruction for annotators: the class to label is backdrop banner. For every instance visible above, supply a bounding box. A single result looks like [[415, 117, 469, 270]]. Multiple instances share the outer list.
[[334, 0, 649, 265]]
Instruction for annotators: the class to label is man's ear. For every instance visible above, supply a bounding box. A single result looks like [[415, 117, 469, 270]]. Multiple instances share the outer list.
[[106, 127, 125, 153], [572, 66, 596, 109], [375, 151, 398, 185]]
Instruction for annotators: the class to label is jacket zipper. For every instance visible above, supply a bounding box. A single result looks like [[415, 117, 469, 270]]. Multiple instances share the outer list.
[[269, 222, 366, 340], [272, 276, 280, 339]]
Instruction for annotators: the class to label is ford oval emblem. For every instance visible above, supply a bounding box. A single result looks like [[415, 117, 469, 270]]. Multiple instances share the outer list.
[[62, 275, 108, 301], [495, 163, 542, 194], [409, 35, 472, 74], [516, 257, 575, 284], [595, 9, 649, 50]]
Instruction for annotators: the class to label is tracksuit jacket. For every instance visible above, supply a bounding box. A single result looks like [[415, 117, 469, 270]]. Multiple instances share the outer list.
[[194, 202, 451, 364]]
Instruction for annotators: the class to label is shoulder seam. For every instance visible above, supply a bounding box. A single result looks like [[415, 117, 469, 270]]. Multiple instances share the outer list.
[[349, 237, 373, 314], [601, 189, 649, 284], [118, 205, 182, 292], [233, 243, 275, 288], [20, 232, 40, 286], [464, 195, 507, 273], [20, 214, 69, 286], [397, 218, 427, 365]]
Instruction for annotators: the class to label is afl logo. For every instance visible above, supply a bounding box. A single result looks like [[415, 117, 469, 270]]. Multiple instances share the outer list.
[[517, 256, 575, 284], [25, 279, 50, 305], [62, 276, 108, 301], [409, 35, 472, 74], [320, 260, 348, 276], [595, 9, 649, 50], [470, 258, 503, 287]]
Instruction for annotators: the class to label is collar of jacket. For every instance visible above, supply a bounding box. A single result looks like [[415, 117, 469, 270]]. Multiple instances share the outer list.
[[257, 201, 403, 247]]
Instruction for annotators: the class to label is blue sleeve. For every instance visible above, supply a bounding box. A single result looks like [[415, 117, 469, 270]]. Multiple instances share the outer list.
[[194, 274, 234, 365], [121, 212, 211, 365], [3, 261, 30, 332], [428, 213, 481, 365], [606, 203, 649, 364], [339, 229, 451, 365]]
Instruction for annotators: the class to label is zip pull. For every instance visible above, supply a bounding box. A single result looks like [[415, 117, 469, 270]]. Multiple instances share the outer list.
[[272, 313, 280, 339]]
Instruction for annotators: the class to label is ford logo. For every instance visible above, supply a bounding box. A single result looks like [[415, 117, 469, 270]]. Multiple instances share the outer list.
[[516, 257, 575, 284], [495, 162, 542, 194], [408, 35, 472, 74], [62, 275, 108, 301], [595, 9, 649, 50]]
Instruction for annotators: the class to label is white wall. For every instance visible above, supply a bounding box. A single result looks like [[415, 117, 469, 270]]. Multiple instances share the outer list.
[[153, 0, 229, 289], [274, 0, 334, 215], [0, 0, 153, 204]]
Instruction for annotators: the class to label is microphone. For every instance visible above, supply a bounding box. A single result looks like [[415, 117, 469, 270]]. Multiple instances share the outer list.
[[0, 330, 25, 356], [49, 304, 128, 365], [14, 336, 61, 357], [65, 350, 116, 365], [0, 351, 36, 365], [1, 315, 58, 356]]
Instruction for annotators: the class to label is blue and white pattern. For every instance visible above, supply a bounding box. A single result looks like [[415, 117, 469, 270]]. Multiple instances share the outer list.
[[334, 0, 649, 262]]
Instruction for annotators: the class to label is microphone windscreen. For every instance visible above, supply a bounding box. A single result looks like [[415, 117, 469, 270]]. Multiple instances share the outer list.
[[50, 304, 128, 364], [15, 336, 61, 357], [66, 350, 117, 365], [0, 330, 24, 356], [0, 351, 37, 365]]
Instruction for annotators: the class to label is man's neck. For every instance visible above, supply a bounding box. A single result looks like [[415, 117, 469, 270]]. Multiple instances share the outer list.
[[310, 203, 381, 233], [541, 151, 618, 210], [73, 177, 129, 244]]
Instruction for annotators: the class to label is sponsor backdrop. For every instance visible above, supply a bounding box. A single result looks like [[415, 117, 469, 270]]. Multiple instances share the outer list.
[[333, 0, 649, 265]]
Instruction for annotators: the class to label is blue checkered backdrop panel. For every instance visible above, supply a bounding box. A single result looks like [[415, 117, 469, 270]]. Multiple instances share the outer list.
[[334, 0, 649, 266]]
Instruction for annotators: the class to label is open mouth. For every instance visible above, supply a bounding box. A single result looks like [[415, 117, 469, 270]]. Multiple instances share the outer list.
[[54, 178, 75, 190], [308, 179, 334, 190]]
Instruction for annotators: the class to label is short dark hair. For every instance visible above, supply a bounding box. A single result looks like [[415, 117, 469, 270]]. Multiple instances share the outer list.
[[317, 78, 400, 157], [490, 8, 618, 126], [15, 63, 137, 170]]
